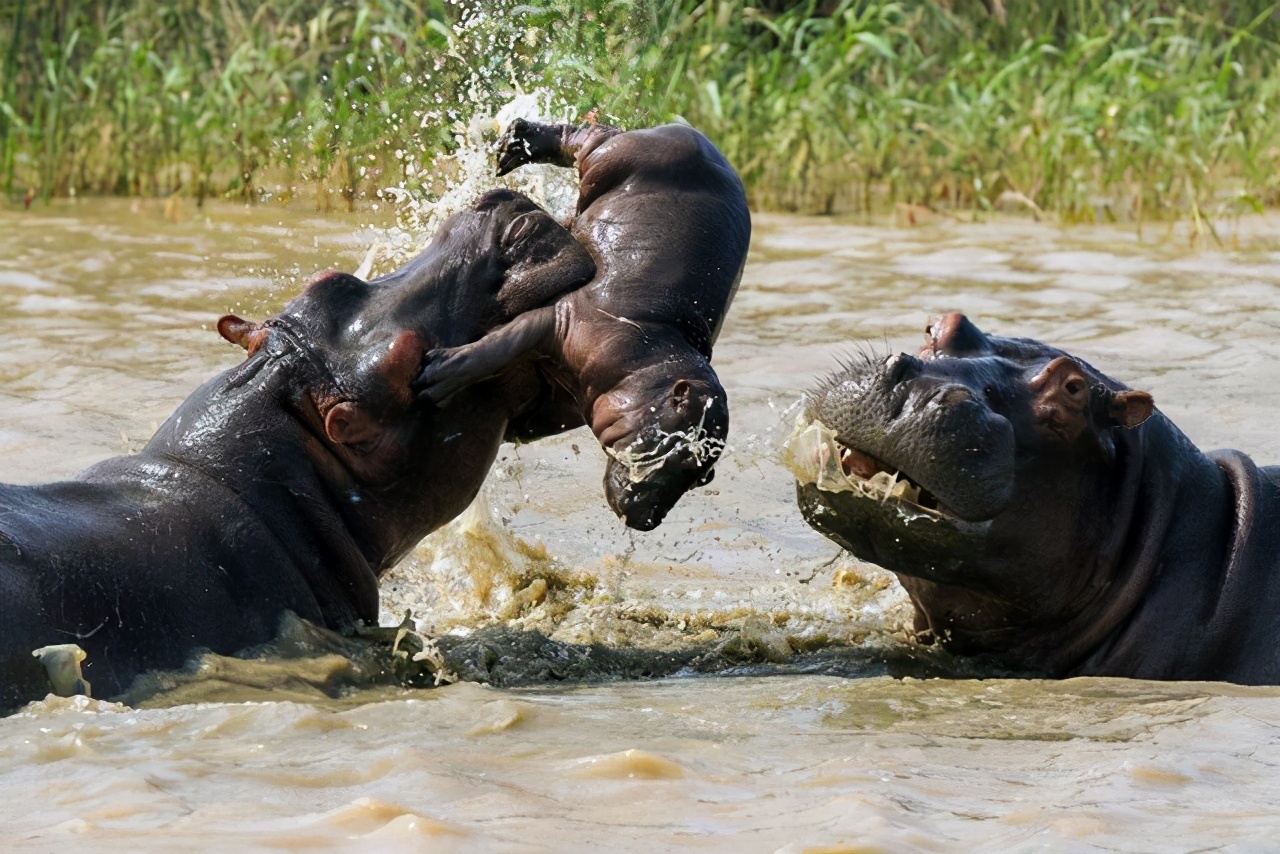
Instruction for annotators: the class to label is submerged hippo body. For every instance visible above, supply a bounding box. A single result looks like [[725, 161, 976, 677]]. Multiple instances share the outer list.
[[794, 313, 1280, 683], [418, 120, 752, 530], [0, 190, 595, 709]]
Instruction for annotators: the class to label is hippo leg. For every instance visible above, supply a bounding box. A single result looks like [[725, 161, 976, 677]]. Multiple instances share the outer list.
[[496, 119, 621, 176], [416, 305, 560, 405]]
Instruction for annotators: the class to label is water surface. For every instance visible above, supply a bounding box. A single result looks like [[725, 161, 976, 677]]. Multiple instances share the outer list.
[[2, 199, 1279, 851]]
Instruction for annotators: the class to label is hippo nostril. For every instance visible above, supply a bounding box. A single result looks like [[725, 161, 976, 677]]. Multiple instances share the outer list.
[[884, 353, 923, 386]]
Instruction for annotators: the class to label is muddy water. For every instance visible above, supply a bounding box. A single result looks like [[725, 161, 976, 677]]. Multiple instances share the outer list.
[[2, 199, 1280, 851]]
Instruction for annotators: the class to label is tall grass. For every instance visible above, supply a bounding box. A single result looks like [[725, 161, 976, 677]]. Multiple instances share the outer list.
[[0, 0, 457, 208], [3, 0, 1279, 220]]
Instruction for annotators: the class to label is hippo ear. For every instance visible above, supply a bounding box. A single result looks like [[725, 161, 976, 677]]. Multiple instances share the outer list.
[[217, 315, 268, 354], [1108, 390, 1155, 429], [324, 402, 382, 454], [1029, 356, 1091, 441]]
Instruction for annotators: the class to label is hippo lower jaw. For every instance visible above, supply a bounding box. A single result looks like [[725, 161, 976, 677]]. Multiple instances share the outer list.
[[604, 451, 716, 532], [600, 409, 727, 530]]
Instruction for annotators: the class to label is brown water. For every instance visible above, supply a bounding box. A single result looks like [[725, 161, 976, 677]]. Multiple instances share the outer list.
[[2, 198, 1280, 851]]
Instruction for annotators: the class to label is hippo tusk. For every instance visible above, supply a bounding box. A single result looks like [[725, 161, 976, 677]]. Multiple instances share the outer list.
[[353, 240, 384, 280], [31, 644, 92, 698]]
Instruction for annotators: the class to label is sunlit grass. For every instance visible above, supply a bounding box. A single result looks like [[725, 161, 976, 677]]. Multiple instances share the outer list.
[[2, 0, 1278, 221]]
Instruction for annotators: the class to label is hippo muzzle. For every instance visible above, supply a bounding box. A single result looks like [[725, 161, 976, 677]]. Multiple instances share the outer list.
[[795, 351, 1017, 527], [603, 391, 728, 531]]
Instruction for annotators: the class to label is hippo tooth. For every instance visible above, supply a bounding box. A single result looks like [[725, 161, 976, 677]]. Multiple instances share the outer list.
[[890, 477, 921, 504]]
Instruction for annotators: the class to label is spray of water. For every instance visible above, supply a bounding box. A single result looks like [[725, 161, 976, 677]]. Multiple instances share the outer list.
[[374, 90, 582, 270], [367, 3, 913, 655], [361, 1, 607, 274], [366, 4, 612, 631]]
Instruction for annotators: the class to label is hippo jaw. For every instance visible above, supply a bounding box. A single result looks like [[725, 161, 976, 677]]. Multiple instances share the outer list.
[[604, 425, 724, 531], [785, 417, 982, 526], [786, 410, 1001, 585]]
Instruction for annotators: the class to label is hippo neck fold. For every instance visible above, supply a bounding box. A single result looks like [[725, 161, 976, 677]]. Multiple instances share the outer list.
[[921, 413, 1236, 677], [1044, 414, 1236, 677], [572, 320, 707, 402], [1072, 444, 1280, 682]]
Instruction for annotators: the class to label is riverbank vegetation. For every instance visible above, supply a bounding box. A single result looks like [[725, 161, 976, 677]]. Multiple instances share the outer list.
[[2, 0, 1278, 221]]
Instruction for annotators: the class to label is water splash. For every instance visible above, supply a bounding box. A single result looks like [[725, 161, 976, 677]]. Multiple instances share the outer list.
[[364, 0, 601, 272], [374, 90, 582, 271], [357, 2, 912, 656], [379, 487, 596, 632]]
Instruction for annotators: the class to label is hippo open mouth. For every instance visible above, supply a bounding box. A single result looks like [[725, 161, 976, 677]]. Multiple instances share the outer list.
[[782, 417, 965, 524], [836, 443, 949, 515]]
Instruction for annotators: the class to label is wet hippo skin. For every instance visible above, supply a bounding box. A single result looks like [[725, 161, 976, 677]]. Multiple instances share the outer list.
[[417, 120, 752, 530], [795, 313, 1280, 683], [0, 189, 595, 710]]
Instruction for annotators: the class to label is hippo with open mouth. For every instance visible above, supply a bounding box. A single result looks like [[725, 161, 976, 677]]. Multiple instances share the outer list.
[[0, 189, 595, 711], [792, 313, 1280, 683], [417, 119, 751, 530]]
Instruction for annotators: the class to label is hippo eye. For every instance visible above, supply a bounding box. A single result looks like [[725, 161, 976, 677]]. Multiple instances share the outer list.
[[983, 385, 998, 402]]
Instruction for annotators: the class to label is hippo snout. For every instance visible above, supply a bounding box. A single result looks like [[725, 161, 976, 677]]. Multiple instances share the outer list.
[[604, 457, 679, 531], [603, 448, 718, 531], [806, 352, 1017, 523]]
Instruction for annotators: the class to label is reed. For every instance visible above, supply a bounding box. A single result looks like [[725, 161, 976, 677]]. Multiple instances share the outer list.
[[2, 0, 1278, 220]]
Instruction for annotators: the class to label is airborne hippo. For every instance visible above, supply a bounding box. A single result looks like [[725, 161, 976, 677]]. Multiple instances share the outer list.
[[0, 189, 595, 710], [418, 119, 752, 530], [792, 313, 1280, 684]]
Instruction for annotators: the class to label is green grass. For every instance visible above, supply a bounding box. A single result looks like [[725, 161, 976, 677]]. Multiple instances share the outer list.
[[3, 0, 1279, 221]]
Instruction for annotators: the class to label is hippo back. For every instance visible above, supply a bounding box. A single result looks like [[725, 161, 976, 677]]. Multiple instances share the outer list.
[[574, 124, 751, 358]]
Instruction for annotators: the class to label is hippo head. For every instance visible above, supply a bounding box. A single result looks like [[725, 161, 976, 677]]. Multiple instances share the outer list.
[[594, 358, 729, 531], [215, 190, 594, 560], [792, 313, 1156, 654]]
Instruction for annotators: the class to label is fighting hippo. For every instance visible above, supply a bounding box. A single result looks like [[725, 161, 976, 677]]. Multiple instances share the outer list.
[[791, 313, 1280, 683], [417, 119, 751, 530], [0, 189, 595, 710]]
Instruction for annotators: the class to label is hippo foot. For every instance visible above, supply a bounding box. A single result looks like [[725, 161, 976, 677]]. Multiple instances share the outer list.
[[416, 346, 483, 406], [495, 118, 565, 176]]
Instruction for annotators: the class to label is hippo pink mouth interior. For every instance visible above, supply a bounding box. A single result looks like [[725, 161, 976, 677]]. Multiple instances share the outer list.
[[835, 441, 947, 515]]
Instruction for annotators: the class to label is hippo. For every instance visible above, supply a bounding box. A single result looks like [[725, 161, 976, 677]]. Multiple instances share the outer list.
[[0, 189, 595, 710], [791, 313, 1280, 683], [417, 119, 752, 530]]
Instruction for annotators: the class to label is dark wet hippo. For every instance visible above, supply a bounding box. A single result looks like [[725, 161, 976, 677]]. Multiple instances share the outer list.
[[792, 313, 1280, 683], [0, 189, 595, 710], [417, 120, 752, 530]]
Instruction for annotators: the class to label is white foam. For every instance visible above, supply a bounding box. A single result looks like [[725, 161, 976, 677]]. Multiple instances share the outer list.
[[607, 398, 726, 483]]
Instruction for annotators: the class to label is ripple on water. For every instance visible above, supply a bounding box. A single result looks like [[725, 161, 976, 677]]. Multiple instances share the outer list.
[[3, 201, 1280, 848]]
